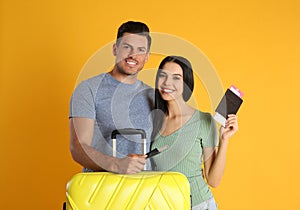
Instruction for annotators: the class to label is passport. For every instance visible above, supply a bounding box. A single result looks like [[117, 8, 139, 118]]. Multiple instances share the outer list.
[[213, 85, 243, 126]]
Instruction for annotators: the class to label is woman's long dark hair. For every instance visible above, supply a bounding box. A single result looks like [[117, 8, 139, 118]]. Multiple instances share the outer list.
[[151, 56, 194, 140]]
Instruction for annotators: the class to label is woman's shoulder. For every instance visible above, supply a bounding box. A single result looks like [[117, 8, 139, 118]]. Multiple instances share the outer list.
[[192, 110, 215, 130], [195, 110, 213, 120]]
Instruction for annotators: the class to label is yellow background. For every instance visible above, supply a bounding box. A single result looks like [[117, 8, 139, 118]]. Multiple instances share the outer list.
[[1, 0, 300, 209]]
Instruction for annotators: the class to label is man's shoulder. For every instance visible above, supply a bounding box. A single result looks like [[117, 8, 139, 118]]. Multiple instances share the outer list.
[[76, 73, 108, 90], [84, 73, 107, 85], [137, 81, 154, 97], [137, 80, 154, 91]]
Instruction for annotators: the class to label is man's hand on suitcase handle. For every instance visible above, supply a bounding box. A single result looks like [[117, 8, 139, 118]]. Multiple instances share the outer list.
[[116, 154, 147, 174]]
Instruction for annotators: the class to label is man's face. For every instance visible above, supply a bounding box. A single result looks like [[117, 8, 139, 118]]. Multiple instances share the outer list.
[[113, 33, 150, 76]]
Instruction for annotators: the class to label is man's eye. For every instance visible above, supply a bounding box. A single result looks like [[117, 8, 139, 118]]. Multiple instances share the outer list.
[[158, 73, 166, 77], [138, 48, 146, 53]]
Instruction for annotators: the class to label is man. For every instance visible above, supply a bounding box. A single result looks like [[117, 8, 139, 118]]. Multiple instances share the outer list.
[[69, 21, 153, 174]]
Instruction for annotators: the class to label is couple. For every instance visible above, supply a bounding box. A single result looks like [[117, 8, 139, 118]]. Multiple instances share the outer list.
[[69, 21, 238, 209]]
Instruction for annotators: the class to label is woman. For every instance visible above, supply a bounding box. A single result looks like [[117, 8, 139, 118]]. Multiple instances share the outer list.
[[150, 56, 238, 210]]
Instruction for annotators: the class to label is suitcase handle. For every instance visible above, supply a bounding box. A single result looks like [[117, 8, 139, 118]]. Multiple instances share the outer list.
[[111, 128, 147, 163], [111, 128, 146, 139]]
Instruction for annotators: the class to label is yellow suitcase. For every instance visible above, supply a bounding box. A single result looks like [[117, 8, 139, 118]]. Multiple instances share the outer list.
[[65, 129, 190, 209], [65, 171, 191, 210]]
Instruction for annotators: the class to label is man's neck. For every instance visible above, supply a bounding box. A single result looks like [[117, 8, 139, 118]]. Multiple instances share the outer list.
[[109, 68, 137, 84]]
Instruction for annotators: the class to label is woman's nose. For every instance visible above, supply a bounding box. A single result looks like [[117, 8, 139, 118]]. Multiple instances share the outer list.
[[163, 76, 172, 85]]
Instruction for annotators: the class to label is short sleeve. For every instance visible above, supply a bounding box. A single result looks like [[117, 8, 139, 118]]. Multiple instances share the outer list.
[[201, 113, 219, 148], [69, 81, 96, 119]]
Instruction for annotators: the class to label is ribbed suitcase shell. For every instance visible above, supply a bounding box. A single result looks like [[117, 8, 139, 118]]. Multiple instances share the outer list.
[[66, 171, 191, 210]]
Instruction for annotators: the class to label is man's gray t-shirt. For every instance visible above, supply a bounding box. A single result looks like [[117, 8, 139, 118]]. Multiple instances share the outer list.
[[70, 73, 154, 170]]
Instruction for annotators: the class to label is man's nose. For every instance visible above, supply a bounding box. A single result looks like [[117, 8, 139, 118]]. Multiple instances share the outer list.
[[128, 48, 142, 58]]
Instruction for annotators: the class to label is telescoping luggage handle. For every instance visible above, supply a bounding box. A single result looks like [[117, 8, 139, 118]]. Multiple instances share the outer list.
[[111, 128, 147, 158]]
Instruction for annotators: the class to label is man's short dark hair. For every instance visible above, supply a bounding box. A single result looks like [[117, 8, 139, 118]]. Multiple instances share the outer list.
[[116, 21, 151, 51]]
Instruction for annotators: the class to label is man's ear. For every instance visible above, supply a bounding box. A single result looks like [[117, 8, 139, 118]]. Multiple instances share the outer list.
[[145, 52, 151, 62], [113, 44, 117, 56]]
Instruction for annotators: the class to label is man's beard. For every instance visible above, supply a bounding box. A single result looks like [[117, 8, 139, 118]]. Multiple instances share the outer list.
[[115, 61, 143, 76]]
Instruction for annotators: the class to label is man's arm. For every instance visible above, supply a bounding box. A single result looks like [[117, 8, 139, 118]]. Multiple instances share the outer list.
[[69, 117, 146, 174]]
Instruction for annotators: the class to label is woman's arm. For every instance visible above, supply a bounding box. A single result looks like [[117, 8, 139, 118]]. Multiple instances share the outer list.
[[203, 114, 238, 188]]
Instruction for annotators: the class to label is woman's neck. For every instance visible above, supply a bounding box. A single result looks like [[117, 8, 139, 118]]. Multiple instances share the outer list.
[[160, 99, 196, 136], [166, 99, 194, 118]]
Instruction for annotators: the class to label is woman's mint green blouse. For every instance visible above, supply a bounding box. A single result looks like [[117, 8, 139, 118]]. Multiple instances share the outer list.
[[151, 110, 218, 206]]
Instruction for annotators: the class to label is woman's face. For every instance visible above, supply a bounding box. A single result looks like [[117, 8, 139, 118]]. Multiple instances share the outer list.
[[157, 61, 184, 101]]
